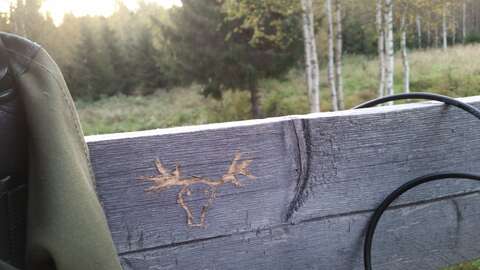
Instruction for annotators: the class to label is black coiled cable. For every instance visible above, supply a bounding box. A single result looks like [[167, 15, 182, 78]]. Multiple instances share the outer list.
[[355, 93, 480, 270]]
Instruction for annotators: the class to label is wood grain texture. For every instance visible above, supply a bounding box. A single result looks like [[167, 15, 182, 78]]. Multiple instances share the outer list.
[[89, 120, 299, 253], [294, 98, 480, 223], [85, 96, 480, 269], [119, 193, 480, 270]]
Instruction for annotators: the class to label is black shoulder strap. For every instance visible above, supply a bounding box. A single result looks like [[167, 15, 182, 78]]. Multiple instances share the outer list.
[[0, 34, 27, 270]]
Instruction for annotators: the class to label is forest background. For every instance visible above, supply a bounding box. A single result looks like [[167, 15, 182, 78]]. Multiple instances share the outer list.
[[1, 0, 480, 137]]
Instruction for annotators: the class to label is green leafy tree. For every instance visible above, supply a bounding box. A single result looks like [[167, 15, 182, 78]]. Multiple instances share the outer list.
[[166, 0, 303, 118]]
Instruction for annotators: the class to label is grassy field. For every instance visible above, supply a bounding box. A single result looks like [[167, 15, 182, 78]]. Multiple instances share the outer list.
[[446, 262, 480, 270], [76, 45, 480, 269], [77, 44, 480, 136]]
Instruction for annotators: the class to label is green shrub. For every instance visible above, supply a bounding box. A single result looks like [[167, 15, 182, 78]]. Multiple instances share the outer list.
[[261, 71, 310, 117], [206, 90, 252, 123]]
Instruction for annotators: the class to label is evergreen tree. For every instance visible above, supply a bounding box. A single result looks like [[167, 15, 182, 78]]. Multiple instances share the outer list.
[[23, 0, 44, 40], [69, 23, 111, 99], [101, 21, 132, 94], [131, 25, 168, 94]]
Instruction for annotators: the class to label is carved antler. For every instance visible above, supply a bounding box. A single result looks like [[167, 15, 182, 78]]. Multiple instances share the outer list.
[[222, 152, 256, 187], [140, 152, 255, 227], [139, 159, 182, 192]]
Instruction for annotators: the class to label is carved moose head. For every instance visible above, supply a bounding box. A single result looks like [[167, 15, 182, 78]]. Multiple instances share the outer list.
[[140, 152, 255, 227]]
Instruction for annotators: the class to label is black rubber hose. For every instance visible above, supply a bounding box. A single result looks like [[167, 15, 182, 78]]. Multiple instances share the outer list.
[[363, 173, 480, 270], [354, 93, 480, 270], [354, 92, 480, 120]]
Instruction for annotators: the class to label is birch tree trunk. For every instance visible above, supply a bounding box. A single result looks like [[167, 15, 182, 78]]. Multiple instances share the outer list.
[[335, 0, 344, 110], [401, 12, 410, 94], [326, 0, 338, 111], [416, 15, 422, 48], [452, 17, 457, 45], [435, 26, 439, 48], [463, 0, 467, 43], [442, 3, 448, 51], [301, 0, 321, 113], [384, 0, 395, 97], [376, 0, 386, 98], [427, 21, 432, 47]]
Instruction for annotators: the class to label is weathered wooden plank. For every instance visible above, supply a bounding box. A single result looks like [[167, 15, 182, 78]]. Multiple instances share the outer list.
[[87, 96, 480, 258], [118, 193, 480, 270]]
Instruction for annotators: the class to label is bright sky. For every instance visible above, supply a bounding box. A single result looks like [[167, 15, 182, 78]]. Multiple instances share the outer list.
[[0, 0, 181, 25]]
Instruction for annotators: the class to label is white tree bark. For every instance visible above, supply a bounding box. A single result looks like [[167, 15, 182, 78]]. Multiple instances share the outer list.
[[301, 0, 321, 113], [427, 21, 432, 47], [463, 0, 467, 43], [335, 0, 344, 110], [416, 15, 422, 48], [384, 0, 395, 97], [452, 16, 457, 45], [442, 3, 448, 51], [401, 12, 410, 94], [376, 0, 386, 98], [326, 0, 338, 111]]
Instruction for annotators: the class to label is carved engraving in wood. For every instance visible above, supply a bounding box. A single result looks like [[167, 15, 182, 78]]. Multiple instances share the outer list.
[[140, 152, 255, 227]]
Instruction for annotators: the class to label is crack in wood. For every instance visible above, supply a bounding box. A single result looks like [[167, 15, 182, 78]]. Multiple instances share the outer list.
[[285, 119, 312, 222], [140, 152, 256, 227]]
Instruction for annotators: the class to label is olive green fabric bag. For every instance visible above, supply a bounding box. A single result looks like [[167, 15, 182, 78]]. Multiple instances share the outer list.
[[0, 33, 122, 270]]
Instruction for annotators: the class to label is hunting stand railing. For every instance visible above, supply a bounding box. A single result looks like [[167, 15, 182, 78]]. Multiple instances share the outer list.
[[81, 95, 480, 270]]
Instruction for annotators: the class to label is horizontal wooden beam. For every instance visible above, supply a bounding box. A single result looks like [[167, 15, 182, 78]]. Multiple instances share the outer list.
[[86, 96, 480, 269]]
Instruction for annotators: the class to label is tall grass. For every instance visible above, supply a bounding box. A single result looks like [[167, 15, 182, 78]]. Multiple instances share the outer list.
[[444, 260, 480, 270]]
